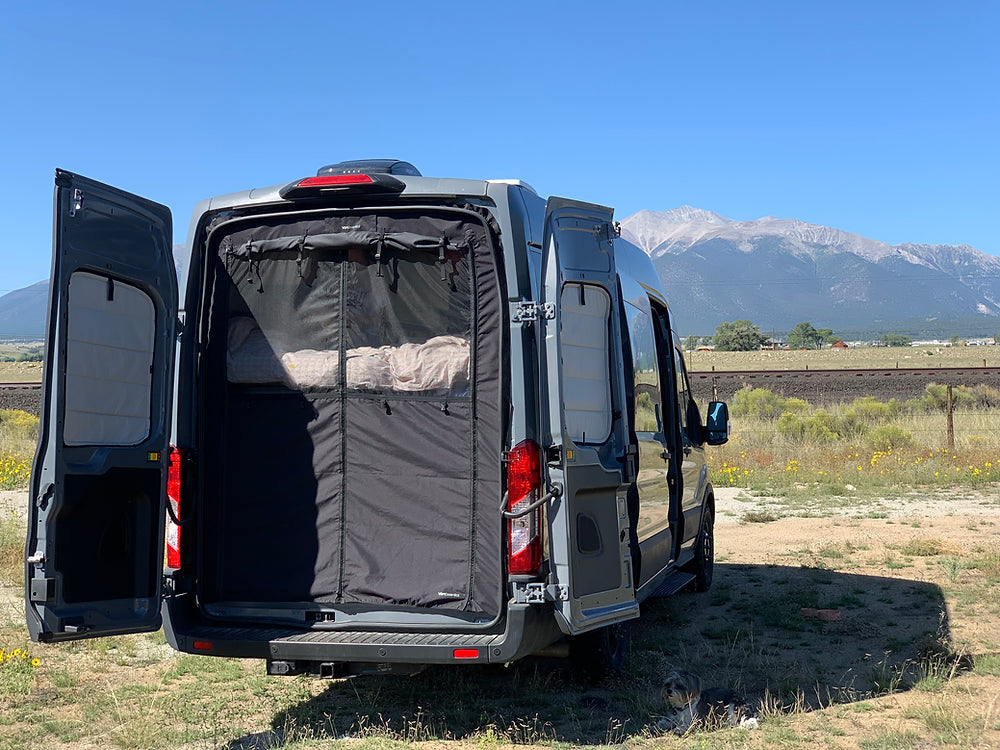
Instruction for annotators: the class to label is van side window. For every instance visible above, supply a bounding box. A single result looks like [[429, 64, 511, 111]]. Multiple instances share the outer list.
[[560, 282, 612, 444], [623, 298, 662, 434]]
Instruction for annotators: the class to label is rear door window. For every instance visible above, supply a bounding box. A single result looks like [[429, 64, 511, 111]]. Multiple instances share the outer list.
[[560, 282, 612, 444], [63, 272, 157, 446]]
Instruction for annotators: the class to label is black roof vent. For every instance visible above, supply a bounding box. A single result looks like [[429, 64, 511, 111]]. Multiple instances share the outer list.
[[317, 159, 421, 177]]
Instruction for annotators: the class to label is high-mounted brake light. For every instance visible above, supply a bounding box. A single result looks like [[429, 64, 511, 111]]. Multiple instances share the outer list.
[[297, 174, 374, 188], [166, 447, 183, 569], [279, 171, 406, 199], [506, 440, 543, 575]]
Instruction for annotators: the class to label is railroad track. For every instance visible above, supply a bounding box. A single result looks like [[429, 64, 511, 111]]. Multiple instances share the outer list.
[[688, 365, 1000, 381], [687, 366, 1000, 404]]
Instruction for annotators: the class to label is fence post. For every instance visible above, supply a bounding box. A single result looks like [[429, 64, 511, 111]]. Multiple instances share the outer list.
[[946, 385, 955, 452]]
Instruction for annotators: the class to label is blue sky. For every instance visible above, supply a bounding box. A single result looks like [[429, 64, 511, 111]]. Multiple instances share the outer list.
[[1, 1, 997, 294]]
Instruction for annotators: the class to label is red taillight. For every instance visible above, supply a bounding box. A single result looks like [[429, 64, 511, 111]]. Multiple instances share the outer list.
[[166, 447, 183, 569], [507, 440, 543, 575], [296, 174, 375, 187], [453, 649, 479, 659]]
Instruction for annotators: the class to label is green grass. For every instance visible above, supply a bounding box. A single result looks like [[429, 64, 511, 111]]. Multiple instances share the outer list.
[[0, 643, 41, 696], [711, 386, 1000, 493], [0, 410, 37, 490]]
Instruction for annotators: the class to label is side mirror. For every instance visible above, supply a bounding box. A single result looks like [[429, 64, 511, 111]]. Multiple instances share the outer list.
[[704, 401, 730, 445]]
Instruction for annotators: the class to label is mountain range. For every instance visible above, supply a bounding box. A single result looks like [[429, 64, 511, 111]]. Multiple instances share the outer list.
[[2, 217, 998, 340], [619, 207, 1000, 338]]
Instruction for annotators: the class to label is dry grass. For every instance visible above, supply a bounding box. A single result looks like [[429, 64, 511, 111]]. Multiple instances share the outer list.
[[687, 343, 999, 372], [0, 361, 42, 383]]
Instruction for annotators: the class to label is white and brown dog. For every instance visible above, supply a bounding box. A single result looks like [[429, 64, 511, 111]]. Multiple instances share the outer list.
[[658, 669, 759, 734]]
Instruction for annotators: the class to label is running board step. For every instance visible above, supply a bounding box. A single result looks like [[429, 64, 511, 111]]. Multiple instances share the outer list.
[[650, 571, 695, 598]]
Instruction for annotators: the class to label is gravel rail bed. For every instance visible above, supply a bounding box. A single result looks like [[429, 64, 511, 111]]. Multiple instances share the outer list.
[[690, 367, 1000, 405], [0, 384, 41, 415]]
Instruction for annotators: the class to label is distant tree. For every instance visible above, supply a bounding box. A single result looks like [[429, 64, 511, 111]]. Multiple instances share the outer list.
[[881, 333, 912, 347], [683, 335, 701, 351], [713, 320, 767, 352], [994, 332, 1000, 346], [787, 321, 836, 350], [949, 334, 964, 347]]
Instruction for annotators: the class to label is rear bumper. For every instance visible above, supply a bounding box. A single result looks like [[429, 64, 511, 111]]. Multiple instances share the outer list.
[[162, 593, 561, 670]]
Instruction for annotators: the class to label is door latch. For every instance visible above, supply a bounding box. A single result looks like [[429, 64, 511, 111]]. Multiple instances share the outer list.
[[69, 188, 84, 217]]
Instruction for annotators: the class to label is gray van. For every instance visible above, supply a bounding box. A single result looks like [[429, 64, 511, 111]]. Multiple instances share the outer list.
[[26, 161, 729, 678]]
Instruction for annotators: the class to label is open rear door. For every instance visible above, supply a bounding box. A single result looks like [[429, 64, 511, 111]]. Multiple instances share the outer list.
[[540, 197, 638, 635], [26, 170, 176, 642]]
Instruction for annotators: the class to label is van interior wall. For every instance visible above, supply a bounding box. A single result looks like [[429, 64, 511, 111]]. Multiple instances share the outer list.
[[197, 208, 506, 620]]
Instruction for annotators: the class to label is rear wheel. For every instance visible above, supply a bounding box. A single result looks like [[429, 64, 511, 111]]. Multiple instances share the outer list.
[[569, 620, 632, 683], [688, 503, 714, 592]]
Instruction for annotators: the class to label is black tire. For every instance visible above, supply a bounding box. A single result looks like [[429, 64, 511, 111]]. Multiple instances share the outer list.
[[568, 619, 632, 683], [689, 503, 714, 592]]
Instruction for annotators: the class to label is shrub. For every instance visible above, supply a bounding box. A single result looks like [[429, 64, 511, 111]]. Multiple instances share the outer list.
[[866, 424, 913, 452], [776, 412, 805, 441], [732, 387, 793, 420], [850, 396, 893, 422], [783, 397, 810, 414], [921, 384, 975, 412], [805, 410, 840, 441], [777, 410, 839, 442], [836, 407, 869, 439], [971, 384, 1000, 408], [0, 409, 40, 433]]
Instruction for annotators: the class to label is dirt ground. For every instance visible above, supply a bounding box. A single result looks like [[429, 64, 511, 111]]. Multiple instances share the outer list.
[[3, 487, 1000, 749]]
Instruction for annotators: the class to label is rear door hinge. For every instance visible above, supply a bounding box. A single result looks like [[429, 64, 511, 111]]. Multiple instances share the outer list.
[[512, 582, 569, 604], [511, 301, 555, 325]]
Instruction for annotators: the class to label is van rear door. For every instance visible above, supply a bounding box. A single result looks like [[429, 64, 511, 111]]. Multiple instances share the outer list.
[[540, 198, 639, 635], [26, 170, 176, 642]]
